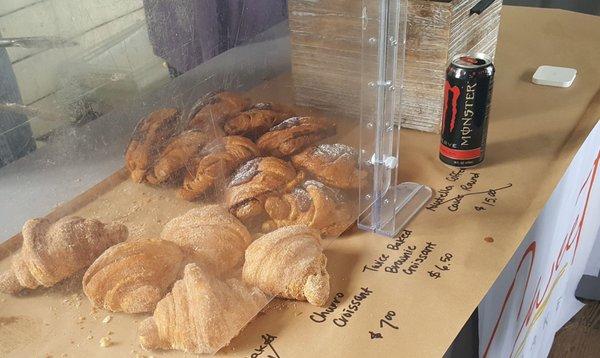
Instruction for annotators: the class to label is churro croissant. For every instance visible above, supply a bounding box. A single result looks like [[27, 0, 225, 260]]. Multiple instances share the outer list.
[[264, 180, 355, 237], [226, 157, 302, 223], [146, 130, 209, 185], [242, 225, 330, 306], [256, 116, 336, 157], [160, 205, 253, 275], [0, 216, 128, 294], [223, 103, 294, 139], [125, 108, 180, 183], [179, 136, 259, 201], [139, 263, 268, 354], [186, 92, 251, 133], [83, 239, 185, 313], [291, 143, 368, 189]]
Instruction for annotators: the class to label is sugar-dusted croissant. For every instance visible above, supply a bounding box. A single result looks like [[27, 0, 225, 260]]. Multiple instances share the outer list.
[[223, 102, 294, 139], [83, 239, 185, 313], [146, 129, 209, 185], [256, 116, 336, 157], [186, 92, 251, 134], [291, 143, 368, 189], [139, 263, 268, 354], [226, 157, 302, 223], [160, 205, 253, 275], [0, 216, 128, 294], [242, 225, 329, 306], [179, 136, 259, 201], [125, 108, 180, 183], [264, 180, 355, 237]]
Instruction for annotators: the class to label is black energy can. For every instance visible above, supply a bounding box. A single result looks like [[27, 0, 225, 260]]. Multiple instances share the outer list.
[[439, 53, 495, 167]]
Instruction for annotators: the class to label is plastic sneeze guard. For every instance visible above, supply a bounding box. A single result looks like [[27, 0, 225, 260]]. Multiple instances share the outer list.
[[358, 0, 432, 237]]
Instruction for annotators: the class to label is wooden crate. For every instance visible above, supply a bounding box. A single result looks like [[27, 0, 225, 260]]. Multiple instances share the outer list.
[[289, 0, 503, 132]]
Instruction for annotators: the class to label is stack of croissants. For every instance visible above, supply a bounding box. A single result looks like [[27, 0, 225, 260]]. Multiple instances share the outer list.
[[0, 211, 329, 354], [0, 91, 368, 355], [124, 91, 368, 237]]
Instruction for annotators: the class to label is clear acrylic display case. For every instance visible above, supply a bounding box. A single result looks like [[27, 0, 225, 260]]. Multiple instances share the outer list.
[[0, 0, 429, 355]]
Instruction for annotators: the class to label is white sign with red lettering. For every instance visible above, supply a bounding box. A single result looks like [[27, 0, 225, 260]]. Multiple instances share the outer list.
[[479, 120, 600, 358]]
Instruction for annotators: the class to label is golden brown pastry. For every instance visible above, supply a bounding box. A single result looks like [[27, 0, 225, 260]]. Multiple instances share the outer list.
[[83, 239, 185, 314], [138, 263, 268, 354], [226, 157, 302, 223], [264, 180, 355, 237], [256, 116, 336, 157], [0, 217, 128, 294], [291, 143, 368, 189], [160, 205, 253, 276], [146, 130, 209, 185], [242, 225, 329, 306], [179, 136, 259, 201], [186, 92, 251, 133], [125, 108, 180, 183], [223, 102, 294, 139]]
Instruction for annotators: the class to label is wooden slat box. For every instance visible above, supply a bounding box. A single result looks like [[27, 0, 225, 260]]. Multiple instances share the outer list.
[[288, 0, 503, 132]]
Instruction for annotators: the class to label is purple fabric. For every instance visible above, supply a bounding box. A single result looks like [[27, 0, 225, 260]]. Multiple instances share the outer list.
[[143, 0, 288, 73]]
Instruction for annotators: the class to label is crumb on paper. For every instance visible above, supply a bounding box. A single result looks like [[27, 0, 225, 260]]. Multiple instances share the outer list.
[[102, 315, 112, 324], [107, 330, 113, 335], [99, 336, 112, 347], [87, 335, 93, 340]]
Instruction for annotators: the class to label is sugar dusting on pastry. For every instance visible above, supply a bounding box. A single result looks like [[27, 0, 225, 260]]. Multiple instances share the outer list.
[[270, 117, 302, 131], [313, 143, 357, 161], [229, 158, 261, 187]]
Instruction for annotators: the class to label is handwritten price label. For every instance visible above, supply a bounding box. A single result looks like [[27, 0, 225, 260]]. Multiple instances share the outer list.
[[427, 253, 454, 280], [369, 311, 398, 340]]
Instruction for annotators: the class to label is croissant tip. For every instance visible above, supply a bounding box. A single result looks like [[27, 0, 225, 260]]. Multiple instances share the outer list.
[[303, 271, 330, 307], [139, 317, 161, 351], [0, 270, 23, 294]]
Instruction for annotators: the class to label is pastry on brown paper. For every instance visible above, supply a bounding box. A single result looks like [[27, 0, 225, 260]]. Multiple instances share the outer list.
[[264, 180, 355, 237], [0, 217, 128, 294], [226, 157, 302, 223], [186, 92, 251, 134], [125, 108, 180, 183], [291, 143, 368, 189], [179, 136, 259, 201], [256, 116, 336, 157], [146, 130, 209, 185], [223, 102, 294, 139], [138, 263, 268, 354], [160, 205, 253, 275], [83, 239, 185, 314], [242, 225, 329, 306]]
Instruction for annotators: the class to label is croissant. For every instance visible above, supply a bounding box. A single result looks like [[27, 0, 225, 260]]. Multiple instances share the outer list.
[[0, 216, 128, 294], [223, 102, 294, 139], [146, 130, 209, 185], [256, 116, 336, 157], [291, 143, 368, 189], [160, 205, 253, 275], [179, 136, 259, 201], [264, 180, 355, 237], [83, 239, 185, 313], [139, 263, 268, 354], [242, 225, 330, 306], [226, 157, 302, 223], [125, 108, 180, 183], [186, 92, 251, 134]]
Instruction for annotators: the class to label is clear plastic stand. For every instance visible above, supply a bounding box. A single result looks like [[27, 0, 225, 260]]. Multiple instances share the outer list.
[[358, 0, 432, 237]]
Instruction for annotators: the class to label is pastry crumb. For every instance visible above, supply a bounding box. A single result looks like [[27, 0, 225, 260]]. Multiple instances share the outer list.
[[102, 315, 112, 324], [99, 336, 112, 347], [107, 330, 113, 335], [87, 335, 93, 340]]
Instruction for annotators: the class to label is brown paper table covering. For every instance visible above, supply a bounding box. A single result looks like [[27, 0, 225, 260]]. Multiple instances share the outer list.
[[0, 6, 599, 358]]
